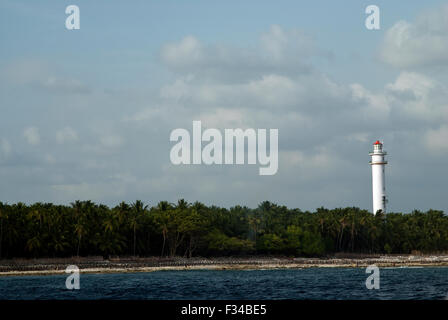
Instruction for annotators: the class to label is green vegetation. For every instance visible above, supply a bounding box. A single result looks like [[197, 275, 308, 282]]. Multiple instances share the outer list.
[[0, 200, 447, 259]]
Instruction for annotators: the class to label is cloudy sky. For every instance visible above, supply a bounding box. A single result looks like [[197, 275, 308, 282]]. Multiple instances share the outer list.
[[1, 0, 447, 213]]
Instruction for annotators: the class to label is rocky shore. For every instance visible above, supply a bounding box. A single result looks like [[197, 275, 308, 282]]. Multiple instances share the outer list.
[[1, 254, 448, 276]]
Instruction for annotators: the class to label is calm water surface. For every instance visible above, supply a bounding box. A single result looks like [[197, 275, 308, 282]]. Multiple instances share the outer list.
[[1, 267, 447, 300]]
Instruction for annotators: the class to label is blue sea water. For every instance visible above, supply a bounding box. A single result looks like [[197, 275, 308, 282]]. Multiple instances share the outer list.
[[0, 267, 447, 300]]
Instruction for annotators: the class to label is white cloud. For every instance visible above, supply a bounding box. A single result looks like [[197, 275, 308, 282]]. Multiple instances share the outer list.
[[260, 25, 315, 61], [158, 71, 350, 115], [41, 77, 90, 94], [345, 132, 369, 143], [124, 107, 162, 122], [198, 108, 246, 128], [350, 83, 390, 123], [161, 36, 204, 68], [160, 25, 319, 81], [282, 149, 333, 170], [23, 127, 40, 145], [425, 125, 448, 153], [56, 127, 78, 144], [0, 138, 11, 157], [52, 182, 126, 201], [380, 5, 448, 68], [5, 59, 48, 85], [5, 60, 90, 94], [44, 154, 56, 164], [386, 72, 434, 98], [386, 72, 448, 121], [99, 134, 124, 148]]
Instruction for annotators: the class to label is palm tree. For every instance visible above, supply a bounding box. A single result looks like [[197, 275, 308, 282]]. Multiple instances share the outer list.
[[0, 203, 5, 258], [130, 200, 148, 256], [26, 236, 42, 256], [116, 201, 130, 227], [74, 222, 86, 257], [154, 201, 173, 257], [99, 210, 126, 257], [71, 201, 89, 257]]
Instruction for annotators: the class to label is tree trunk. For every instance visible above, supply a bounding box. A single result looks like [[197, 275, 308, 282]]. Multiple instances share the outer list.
[[188, 235, 195, 258], [133, 224, 136, 256], [351, 223, 355, 252], [147, 231, 151, 255], [170, 232, 185, 257], [161, 231, 166, 257], [337, 225, 343, 251], [0, 217, 3, 259], [77, 234, 81, 257]]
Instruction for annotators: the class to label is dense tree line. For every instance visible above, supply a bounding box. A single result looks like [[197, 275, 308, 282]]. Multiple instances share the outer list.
[[0, 200, 447, 259]]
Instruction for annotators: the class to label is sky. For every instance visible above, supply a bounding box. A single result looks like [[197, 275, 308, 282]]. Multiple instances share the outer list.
[[0, 0, 447, 213]]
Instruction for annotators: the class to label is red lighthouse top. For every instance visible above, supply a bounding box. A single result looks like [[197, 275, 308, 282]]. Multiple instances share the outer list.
[[374, 140, 382, 145]]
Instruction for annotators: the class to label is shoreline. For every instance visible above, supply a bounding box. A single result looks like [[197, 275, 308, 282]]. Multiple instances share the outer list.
[[1, 255, 448, 276]]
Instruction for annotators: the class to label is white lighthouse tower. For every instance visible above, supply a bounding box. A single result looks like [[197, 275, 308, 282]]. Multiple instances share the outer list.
[[369, 140, 388, 215]]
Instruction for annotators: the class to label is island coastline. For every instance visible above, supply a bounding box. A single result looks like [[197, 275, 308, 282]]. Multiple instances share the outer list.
[[1, 255, 448, 276]]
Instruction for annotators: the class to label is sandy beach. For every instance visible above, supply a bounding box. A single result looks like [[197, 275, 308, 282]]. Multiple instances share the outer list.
[[1, 255, 448, 276]]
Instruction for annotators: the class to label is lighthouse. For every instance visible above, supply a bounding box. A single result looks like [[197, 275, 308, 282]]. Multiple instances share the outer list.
[[369, 140, 388, 214]]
